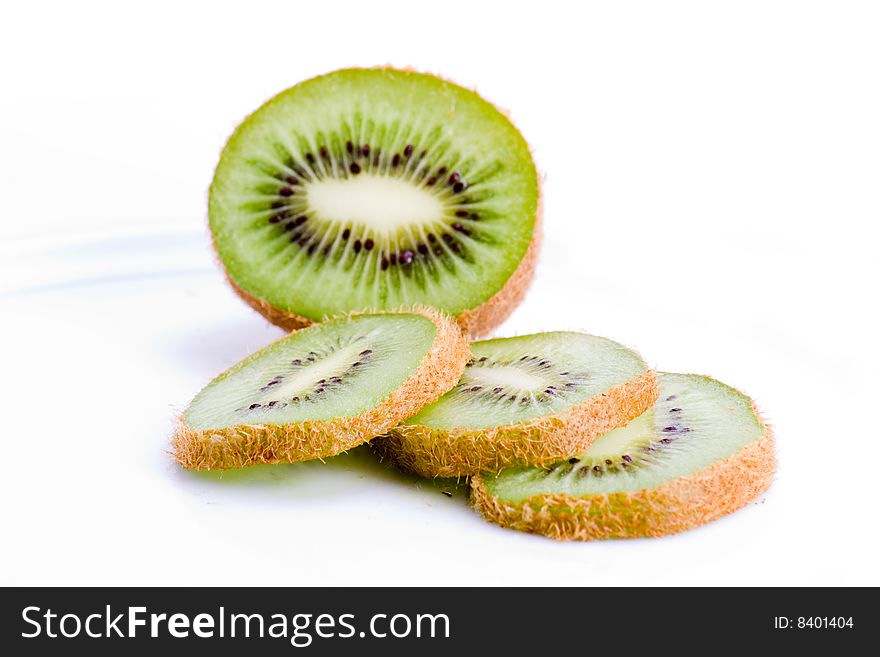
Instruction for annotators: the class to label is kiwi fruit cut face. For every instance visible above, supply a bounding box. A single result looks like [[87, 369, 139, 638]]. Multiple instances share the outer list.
[[210, 67, 541, 338], [173, 308, 469, 470], [471, 373, 776, 540], [374, 332, 658, 477]]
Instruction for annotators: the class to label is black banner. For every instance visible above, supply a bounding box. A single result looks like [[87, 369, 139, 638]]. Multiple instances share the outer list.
[[0, 587, 871, 654]]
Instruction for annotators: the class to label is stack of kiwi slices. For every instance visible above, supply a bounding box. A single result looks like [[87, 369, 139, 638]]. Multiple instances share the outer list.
[[174, 67, 775, 541]]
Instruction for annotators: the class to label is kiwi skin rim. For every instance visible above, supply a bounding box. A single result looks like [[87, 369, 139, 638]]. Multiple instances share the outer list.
[[172, 307, 470, 471], [212, 66, 543, 340], [373, 368, 658, 478], [470, 403, 776, 541]]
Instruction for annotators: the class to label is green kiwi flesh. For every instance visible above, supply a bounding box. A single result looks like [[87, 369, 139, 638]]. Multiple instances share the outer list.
[[183, 313, 438, 430], [210, 68, 539, 322], [405, 332, 649, 431], [481, 373, 767, 502]]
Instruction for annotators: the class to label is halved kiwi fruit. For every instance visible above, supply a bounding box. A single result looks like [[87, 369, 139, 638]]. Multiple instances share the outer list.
[[173, 308, 469, 470], [374, 332, 658, 477], [471, 373, 776, 540], [210, 67, 541, 338]]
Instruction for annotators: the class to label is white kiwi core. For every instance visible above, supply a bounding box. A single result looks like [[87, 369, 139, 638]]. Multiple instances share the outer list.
[[306, 174, 445, 233]]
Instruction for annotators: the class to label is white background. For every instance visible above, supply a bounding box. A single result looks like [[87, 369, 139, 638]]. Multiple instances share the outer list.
[[1, 1, 878, 586]]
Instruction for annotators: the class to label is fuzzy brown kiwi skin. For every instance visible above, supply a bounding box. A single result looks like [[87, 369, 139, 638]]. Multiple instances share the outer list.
[[172, 307, 470, 471], [374, 369, 658, 478], [470, 404, 776, 541]]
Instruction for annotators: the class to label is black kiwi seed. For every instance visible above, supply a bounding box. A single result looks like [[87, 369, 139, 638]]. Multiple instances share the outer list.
[[426, 177, 436, 186], [342, 228, 350, 240], [404, 144, 414, 157], [417, 243, 428, 255], [279, 187, 294, 196], [453, 181, 467, 193], [662, 426, 677, 432], [350, 163, 361, 174], [569, 457, 580, 464], [269, 215, 283, 224], [381, 257, 389, 270], [249, 403, 260, 410], [493, 387, 503, 393], [392, 154, 401, 167], [389, 253, 397, 265], [455, 210, 469, 217], [622, 455, 633, 463], [305, 153, 315, 164], [283, 223, 296, 231], [448, 172, 460, 184], [400, 250, 414, 265], [268, 401, 278, 407], [354, 240, 362, 253], [360, 349, 372, 356], [438, 167, 447, 175], [271, 201, 284, 209], [346, 141, 354, 153], [427, 233, 437, 243], [364, 239, 374, 251]]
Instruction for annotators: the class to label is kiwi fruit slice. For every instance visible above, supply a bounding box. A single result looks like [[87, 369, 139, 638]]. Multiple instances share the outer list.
[[374, 332, 658, 477], [173, 308, 469, 470], [209, 67, 541, 338], [471, 373, 776, 540]]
